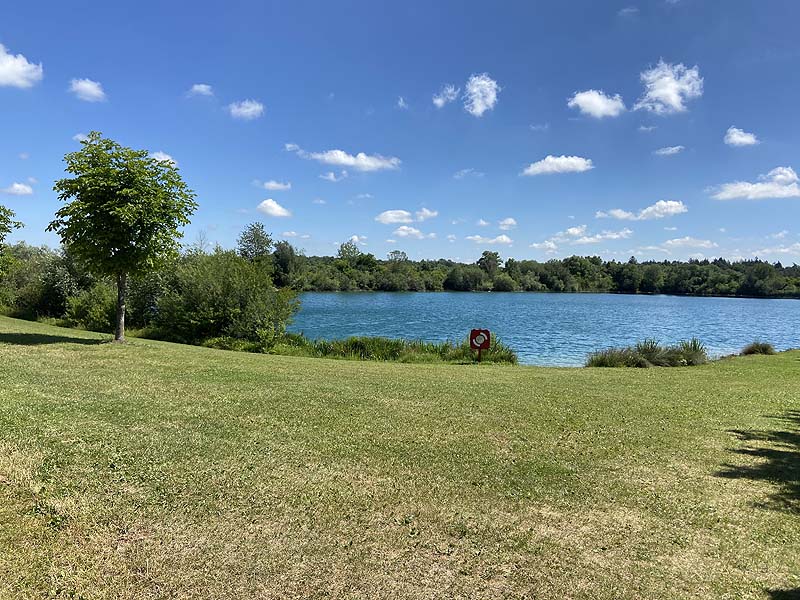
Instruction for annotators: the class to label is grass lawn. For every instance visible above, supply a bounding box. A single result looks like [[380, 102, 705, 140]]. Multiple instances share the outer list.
[[0, 315, 798, 599]]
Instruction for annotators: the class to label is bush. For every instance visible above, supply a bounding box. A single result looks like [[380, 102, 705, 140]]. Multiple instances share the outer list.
[[65, 283, 116, 332], [271, 334, 518, 364], [587, 338, 709, 368], [741, 341, 776, 355]]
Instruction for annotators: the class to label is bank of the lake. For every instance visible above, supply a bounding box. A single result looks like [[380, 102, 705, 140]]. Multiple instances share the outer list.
[[289, 292, 800, 366]]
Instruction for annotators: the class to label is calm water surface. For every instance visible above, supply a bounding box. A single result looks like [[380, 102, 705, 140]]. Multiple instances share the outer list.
[[288, 292, 799, 366]]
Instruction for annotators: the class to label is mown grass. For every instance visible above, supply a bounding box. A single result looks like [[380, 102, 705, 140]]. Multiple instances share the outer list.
[[0, 316, 799, 599]]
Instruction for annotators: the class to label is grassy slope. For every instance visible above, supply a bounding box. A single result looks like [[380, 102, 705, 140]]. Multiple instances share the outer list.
[[0, 316, 797, 600]]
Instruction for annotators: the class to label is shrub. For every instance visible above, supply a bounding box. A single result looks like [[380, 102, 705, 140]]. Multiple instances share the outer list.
[[587, 338, 709, 368], [741, 341, 776, 355], [65, 283, 116, 332]]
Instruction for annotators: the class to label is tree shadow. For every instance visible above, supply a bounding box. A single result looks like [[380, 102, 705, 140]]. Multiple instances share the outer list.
[[716, 410, 800, 514], [767, 589, 800, 599], [0, 332, 106, 346]]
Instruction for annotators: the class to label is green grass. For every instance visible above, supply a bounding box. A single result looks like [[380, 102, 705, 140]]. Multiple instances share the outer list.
[[742, 341, 777, 356], [0, 315, 798, 599], [587, 338, 709, 368]]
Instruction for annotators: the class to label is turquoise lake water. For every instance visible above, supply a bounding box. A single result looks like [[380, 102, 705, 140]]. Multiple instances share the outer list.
[[288, 292, 800, 366]]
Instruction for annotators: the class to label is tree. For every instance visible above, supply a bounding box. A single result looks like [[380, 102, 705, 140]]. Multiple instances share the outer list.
[[48, 132, 197, 342], [387, 250, 408, 262], [477, 251, 501, 277], [273, 240, 300, 287], [337, 240, 361, 262], [237, 222, 273, 262], [0, 204, 22, 247]]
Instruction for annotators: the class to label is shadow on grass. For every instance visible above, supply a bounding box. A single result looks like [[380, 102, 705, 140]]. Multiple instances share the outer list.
[[716, 410, 800, 514], [767, 589, 800, 599], [0, 332, 106, 346]]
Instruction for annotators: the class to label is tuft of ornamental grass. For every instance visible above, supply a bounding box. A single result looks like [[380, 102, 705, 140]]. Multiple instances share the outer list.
[[587, 338, 708, 368], [741, 341, 776, 356]]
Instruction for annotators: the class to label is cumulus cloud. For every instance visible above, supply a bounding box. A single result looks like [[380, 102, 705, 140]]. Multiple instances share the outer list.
[[312, 198, 326, 205], [664, 237, 717, 249], [394, 225, 435, 239], [447, 234, 457, 242], [1, 182, 33, 195], [634, 60, 703, 114], [712, 166, 800, 200], [69, 78, 106, 102], [396, 96, 408, 109], [0, 44, 43, 88], [572, 228, 633, 244], [466, 234, 513, 245], [498, 217, 517, 231], [724, 126, 759, 147], [288, 143, 400, 172], [349, 234, 367, 245], [376, 210, 413, 224], [477, 219, 490, 227], [415, 207, 438, 221], [597, 200, 688, 221], [463, 73, 500, 117], [567, 89, 626, 118], [73, 133, 88, 142], [432, 83, 459, 108], [531, 224, 633, 251], [618, 6, 639, 16], [150, 151, 176, 165], [654, 145, 684, 156], [187, 83, 213, 97], [282, 231, 298, 238], [530, 239, 558, 252], [228, 99, 264, 120], [521, 155, 594, 176], [638, 125, 657, 132], [319, 170, 348, 182], [256, 198, 291, 217], [259, 179, 291, 191]]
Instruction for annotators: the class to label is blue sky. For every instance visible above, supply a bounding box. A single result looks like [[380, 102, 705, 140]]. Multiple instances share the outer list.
[[2, 0, 800, 262]]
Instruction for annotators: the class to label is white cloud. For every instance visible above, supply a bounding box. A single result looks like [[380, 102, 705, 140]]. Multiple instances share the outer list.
[[415, 207, 438, 221], [597, 200, 688, 221], [282, 231, 298, 238], [73, 133, 88, 142], [638, 125, 657, 132], [433, 84, 459, 108], [477, 219, 490, 227], [463, 73, 500, 117], [530, 239, 558, 252], [654, 145, 684, 156], [260, 179, 291, 191], [356, 193, 373, 199], [150, 151, 176, 165], [724, 126, 759, 147], [393, 225, 435, 239], [447, 234, 457, 242], [256, 198, 291, 217], [498, 217, 517, 231], [712, 166, 800, 200], [664, 236, 717, 249], [228, 99, 264, 120], [664, 226, 678, 231], [397, 96, 408, 109], [564, 225, 587, 237], [530, 123, 550, 132], [289, 144, 400, 172], [618, 6, 639, 16], [567, 89, 626, 118], [18, 152, 29, 160], [521, 155, 594, 176], [572, 228, 633, 244], [453, 168, 484, 179], [312, 198, 326, 205], [187, 83, 213, 97], [319, 170, 348, 182], [634, 60, 703, 114], [69, 78, 106, 102], [376, 210, 413, 224], [349, 234, 367, 245], [466, 234, 513, 245], [1, 182, 33, 195], [756, 242, 800, 256], [0, 44, 43, 88], [770, 230, 789, 239]]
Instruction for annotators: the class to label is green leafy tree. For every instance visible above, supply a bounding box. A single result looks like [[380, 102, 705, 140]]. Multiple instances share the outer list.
[[48, 132, 197, 342], [477, 251, 502, 277], [237, 222, 273, 262], [337, 240, 361, 263], [0, 204, 22, 247]]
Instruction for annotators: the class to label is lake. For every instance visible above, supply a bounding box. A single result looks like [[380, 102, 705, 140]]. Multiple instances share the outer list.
[[287, 292, 800, 366]]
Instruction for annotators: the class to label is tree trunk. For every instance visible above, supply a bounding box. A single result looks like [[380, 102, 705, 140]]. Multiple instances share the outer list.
[[114, 271, 127, 343]]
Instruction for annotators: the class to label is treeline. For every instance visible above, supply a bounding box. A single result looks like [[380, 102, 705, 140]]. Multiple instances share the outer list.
[[246, 236, 800, 298]]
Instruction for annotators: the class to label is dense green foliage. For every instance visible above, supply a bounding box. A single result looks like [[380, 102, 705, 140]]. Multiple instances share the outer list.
[[48, 131, 197, 340], [586, 338, 709, 367], [742, 341, 777, 356]]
